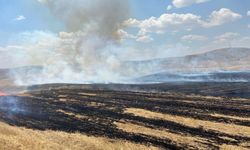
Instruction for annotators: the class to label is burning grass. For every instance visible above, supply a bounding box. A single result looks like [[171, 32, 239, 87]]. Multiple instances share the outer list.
[[0, 92, 7, 96]]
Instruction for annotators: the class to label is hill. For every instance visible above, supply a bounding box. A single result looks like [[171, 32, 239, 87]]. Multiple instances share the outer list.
[[126, 47, 250, 74]]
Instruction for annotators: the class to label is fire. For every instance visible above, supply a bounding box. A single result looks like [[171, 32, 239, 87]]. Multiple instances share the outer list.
[[0, 92, 7, 96]]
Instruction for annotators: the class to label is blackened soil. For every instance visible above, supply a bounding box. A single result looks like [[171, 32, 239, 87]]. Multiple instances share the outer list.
[[0, 83, 250, 149]]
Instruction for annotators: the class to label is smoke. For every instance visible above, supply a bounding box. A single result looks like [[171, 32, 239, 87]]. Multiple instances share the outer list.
[[0, 96, 27, 116], [11, 0, 136, 85], [39, 0, 129, 39], [134, 71, 250, 84], [8, 1, 248, 85]]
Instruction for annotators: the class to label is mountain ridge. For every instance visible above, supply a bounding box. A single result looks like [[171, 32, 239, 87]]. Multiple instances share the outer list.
[[126, 47, 250, 74]]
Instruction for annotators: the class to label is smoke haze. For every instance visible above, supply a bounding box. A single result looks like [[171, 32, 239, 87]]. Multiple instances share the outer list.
[[3, 1, 250, 85], [11, 0, 134, 85]]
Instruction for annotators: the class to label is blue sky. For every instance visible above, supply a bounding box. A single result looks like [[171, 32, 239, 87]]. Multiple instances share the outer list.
[[0, 0, 62, 44], [126, 0, 250, 58], [0, 0, 250, 63]]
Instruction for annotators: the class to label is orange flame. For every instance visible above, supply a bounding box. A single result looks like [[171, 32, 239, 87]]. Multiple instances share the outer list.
[[0, 92, 7, 96]]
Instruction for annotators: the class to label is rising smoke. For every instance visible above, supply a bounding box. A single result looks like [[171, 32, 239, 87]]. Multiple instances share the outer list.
[[9, 1, 247, 85], [12, 0, 138, 85]]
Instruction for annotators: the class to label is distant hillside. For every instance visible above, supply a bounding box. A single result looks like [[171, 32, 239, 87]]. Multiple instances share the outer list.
[[1, 48, 250, 85], [135, 71, 250, 83], [125, 48, 250, 74], [167, 47, 250, 72]]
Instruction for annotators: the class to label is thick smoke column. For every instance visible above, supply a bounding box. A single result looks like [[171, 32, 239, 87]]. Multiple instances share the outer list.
[[40, 0, 129, 39], [13, 0, 132, 85]]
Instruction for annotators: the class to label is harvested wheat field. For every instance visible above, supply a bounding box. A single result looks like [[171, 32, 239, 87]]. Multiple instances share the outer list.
[[0, 122, 158, 150], [0, 83, 250, 150]]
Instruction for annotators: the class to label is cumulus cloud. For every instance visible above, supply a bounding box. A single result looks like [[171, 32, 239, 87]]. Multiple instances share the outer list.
[[117, 29, 136, 40], [124, 13, 202, 35], [166, 5, 173, 11], [172, 0, 210, 8], [214, 32, 239, 43], [201, 8, 242, 28], [124, 8, 241, 39], [37, 0, 45, 3], [181, 34, 207, 41], [124, 13, 202, 42], [247, 11, 250, 16], [117, 29, 153, 43], [14, 15, 26, 21], [136, 35, 153, 43]]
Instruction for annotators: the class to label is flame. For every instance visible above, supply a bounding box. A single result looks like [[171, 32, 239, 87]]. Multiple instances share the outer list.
[[0, 92, 7, 96]]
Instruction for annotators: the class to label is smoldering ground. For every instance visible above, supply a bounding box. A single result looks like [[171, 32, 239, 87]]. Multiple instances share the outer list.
[[0, 96, 27, 116]]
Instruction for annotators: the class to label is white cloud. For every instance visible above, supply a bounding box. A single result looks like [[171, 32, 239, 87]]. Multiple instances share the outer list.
[[172, 0, 210, 8], [124, 8, 241, 38], [201, 8, 242, 28], [214, 32, 239, 43], [247, 11, 250, 16], [117, 29, 153, 43], [181, 34, 207, 41], [37, 0, 47, 4], [14, 15, 26, 21], [166, 5, 173, 11], [136, 35, 153, 43], [124, 18, 141, 27], [248, 24, 250, 29], [124, 13, 202, 35], [117, 29, 136, 40]]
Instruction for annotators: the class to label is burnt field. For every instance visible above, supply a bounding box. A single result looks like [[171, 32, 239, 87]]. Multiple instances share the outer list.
[[0, 82, 250, 149]]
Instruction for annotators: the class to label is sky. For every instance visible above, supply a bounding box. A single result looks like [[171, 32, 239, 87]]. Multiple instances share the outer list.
[[0, 0, 250, 67]]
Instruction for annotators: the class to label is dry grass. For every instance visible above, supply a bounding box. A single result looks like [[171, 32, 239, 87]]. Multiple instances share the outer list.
[[2, 84, 250, 150], [17, 93, 34, 97], [56, 109, 89, 120], [122, 108, 250, 149], [86, 102, 106, 107], [125, 108, 250, 138], [220, 144, 250, 150], [211, 113, 250, 121], [78, 93, 97, 96], [115, 121, 209, 149], [0, 122, 159, 150]]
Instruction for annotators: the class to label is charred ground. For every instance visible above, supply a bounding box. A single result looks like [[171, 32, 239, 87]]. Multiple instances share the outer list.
[[0, 82, 250, 149]]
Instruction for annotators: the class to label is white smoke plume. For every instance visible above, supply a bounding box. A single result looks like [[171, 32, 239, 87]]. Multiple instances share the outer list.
[[11, 0, 139, 85], [39, 0, 129, 39]]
